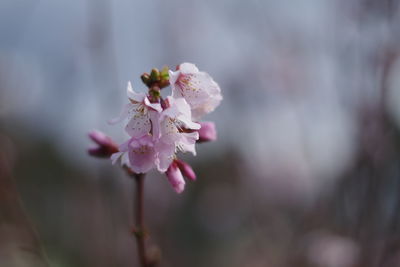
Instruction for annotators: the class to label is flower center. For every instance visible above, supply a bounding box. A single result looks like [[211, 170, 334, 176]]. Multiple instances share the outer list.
[[132, 145, 151, 155]]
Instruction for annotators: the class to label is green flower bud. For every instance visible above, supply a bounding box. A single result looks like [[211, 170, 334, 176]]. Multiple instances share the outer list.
[[150, 68, 160, 82], [160, 66, 169, 80]]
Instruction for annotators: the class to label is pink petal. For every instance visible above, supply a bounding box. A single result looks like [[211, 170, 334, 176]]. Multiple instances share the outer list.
[[127, 135, 157, 173], [198, 122, 217, 142], [175, 159, 196, 181], [155, 141, 175, 172], [166, 163, 185, 193], [88, 130, 111, 145], [88, 130, 119, 158]]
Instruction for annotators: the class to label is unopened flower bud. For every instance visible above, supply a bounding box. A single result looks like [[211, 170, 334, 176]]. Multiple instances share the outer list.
[[160, 66, 169, 80], [175, 159, 196, 181], [166, 162, 185, 193], [159, 66, 170, 89], [88, 130, 119, 158], [150, 68, 160, 82], [141, 73, 151, 86], [197, 122, 217, 142]]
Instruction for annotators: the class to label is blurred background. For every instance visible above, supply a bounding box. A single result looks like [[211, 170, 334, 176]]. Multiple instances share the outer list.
[[1, 0, 400, 266]]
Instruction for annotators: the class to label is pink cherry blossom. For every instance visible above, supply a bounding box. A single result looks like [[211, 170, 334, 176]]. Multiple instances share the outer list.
[[169, 63, 222, 120], [109, 82, 162, 138], [93, 64, 222, 194], [155, 97, 200, 171], [112, 134, 157, 174]]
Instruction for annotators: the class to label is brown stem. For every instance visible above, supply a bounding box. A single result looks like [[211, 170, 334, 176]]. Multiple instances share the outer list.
[[133, 173, 148, 267]]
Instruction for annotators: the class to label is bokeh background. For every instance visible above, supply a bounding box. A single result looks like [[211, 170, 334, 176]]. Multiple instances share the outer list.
[[1, 0, 400, 266]]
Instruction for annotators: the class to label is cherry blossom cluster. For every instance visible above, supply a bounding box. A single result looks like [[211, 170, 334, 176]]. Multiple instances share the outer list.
[[89, 63, 222, 193]]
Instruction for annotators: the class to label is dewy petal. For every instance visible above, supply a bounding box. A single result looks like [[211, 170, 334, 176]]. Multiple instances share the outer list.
[[126, 81, 146, 102], [125, 112, 151, 138], [108, 103, 135, 124], [166, 163, 185, 193]]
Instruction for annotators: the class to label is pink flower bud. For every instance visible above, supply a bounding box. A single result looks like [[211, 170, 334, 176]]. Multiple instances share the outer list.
[[175, 159, 196, 181], [166, 162, 185, 193], [198, 122, 217, 142], [88, 130, 119, 158]]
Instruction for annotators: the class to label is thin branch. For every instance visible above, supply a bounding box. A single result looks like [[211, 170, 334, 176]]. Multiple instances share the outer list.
[[132, 173, 148, 267]]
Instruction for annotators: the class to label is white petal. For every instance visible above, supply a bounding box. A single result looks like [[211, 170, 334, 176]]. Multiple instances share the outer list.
[[143, 97, 162, 112], [155, 142, 175, 172], [179, 63, 199, 74], [177, 114, 200, 130], [161, 97, 180, 118], [159, 117, 180, 144], [169, 70, 181, 87], [108, 103, 135, 124], [191, 94, 222, 121], [149, 110, 161, 140], [121, 152, 130, 166], [177, 132, 199, 155], [125, 112, 151, 138], [175, 73, 211, 108], [173, 97, 192, 117], [126, 81, 146, 102], [111, 152, 124, 165]]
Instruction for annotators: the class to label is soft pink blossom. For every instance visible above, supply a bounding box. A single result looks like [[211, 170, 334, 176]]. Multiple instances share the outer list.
[[105, 65, 221, 193], [109, 82, 162, 138], [155, 97, 200, 171], [88, 130, 119, 157], [175, 159, 196, 181], [112, 135, 157, 174], [166, 162, 185, 193], [169, 63, 222, 120], [197, 121, 217, 142]]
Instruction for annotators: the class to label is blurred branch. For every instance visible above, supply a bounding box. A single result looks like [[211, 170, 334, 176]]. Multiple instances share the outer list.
[[0, 134, 49, 267]]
